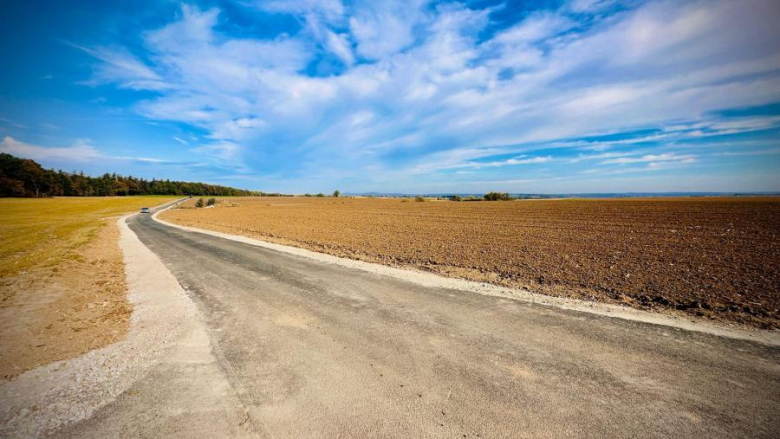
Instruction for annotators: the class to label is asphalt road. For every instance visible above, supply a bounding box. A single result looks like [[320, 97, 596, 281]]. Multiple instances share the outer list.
[[63, 208, 780, 438]]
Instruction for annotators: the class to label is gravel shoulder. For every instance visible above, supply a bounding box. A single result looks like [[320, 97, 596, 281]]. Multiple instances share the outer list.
[[0, 196, 178, 380], [0, 213, 247, 437]]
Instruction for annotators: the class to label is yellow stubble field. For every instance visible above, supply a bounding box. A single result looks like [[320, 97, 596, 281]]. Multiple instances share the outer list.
[[0, 196, 176, 379]]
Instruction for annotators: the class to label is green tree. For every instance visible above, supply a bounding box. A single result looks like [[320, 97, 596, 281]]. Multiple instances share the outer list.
[[20, 159, 46, 196], [112, 179, 129, 196], [0, 153, 265, 198], [484, 191, 512, 201]]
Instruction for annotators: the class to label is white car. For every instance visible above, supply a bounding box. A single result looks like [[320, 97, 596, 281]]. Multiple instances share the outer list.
[[140, 207, 151, 214]]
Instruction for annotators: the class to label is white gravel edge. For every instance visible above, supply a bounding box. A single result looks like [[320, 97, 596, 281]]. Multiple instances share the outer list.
[[0, 214, 201, 438], [154, 204, 780, 347]]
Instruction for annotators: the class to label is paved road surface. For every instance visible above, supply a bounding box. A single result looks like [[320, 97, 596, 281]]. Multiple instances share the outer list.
[[62, 208, 780, 438]]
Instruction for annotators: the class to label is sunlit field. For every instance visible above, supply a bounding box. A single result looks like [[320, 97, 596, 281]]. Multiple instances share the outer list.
[[0, 196, 177, 378], [0, 196, 175, 281], [164, 196, 780, 328]]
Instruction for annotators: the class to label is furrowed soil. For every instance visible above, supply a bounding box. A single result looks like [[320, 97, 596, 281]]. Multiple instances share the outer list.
[[0, 197, 176, 380], [162, 197, 780, 329]]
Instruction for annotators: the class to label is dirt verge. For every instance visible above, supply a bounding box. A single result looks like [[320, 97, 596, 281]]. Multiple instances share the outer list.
[[0, 219, 130, 381], [0, 215, 202, 437]]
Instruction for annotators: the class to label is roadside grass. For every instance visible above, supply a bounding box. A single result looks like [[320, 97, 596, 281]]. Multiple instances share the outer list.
[[0, 196, 176, 281]]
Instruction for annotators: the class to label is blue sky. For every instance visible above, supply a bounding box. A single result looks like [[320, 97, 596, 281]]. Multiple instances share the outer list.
[[1, 0, 779, 193]]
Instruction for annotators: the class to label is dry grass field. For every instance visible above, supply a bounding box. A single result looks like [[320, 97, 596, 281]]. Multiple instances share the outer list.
[[0, 196, 176, 379], [163, 196, 780, 329]]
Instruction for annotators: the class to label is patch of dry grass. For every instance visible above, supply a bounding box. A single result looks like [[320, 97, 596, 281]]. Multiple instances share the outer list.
[[0, 197, 175, 283], [0, 196, 176, 379]]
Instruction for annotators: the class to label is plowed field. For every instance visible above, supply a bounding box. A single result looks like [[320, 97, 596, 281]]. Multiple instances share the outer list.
[[161, 197, 780, 328]]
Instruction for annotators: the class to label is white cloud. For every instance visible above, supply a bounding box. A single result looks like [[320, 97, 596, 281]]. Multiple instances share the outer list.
[[73, 44, 168, 90], [0, 117, 26, 129], [714, 147, 780, 157], [190, 141, 241, 161], [323, 30, 354, 65], [256, 0, 345, 24], [493, 12, 575, 45], [0, 136, 102, 162], [467, 155, 553, 168], [0, 136, 205, 171], [601, 153, 696, 165], [78, 0, 780, 191], [570, 151, 635, 163], [349, 1, 430, 60], [567, 0, 617, 13], [145, 5, 218, 53]]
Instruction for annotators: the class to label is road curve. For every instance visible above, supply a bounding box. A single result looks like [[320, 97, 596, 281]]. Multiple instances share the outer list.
[[65, 206, 780, 438]]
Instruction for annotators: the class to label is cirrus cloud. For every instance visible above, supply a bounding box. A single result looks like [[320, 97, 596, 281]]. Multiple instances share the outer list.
[[67, 0, 780, 192]]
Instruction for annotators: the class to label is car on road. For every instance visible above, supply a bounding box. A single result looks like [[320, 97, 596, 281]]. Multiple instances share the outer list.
[[140, 207, 151, 214]]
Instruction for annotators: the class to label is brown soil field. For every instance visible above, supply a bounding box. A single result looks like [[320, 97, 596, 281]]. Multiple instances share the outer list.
[[162, 197, 780, 329]]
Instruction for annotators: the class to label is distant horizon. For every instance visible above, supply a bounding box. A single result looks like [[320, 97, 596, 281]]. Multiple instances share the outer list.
[[1, 0, 779, 193], [347, 191, 780, 197], [4, 150, 779, 197]]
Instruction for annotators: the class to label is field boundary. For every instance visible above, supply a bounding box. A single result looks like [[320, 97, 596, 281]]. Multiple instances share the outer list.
[[153, 204, 780, 346]]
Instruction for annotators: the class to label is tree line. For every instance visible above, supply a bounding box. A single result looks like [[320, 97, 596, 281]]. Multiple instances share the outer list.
[[0, 153, 262, 197]]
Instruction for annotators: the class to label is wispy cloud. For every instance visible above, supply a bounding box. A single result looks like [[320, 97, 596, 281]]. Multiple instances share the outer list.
[[1, 136, 102, 162], [714, 147, 780, 157], [69, 43, 169, 91], [601, 153, 697, 165], [0, 117, 26, 129], [2, 136, 196, 169], [460, 155, 553, 169], [32, 0, 779, 192]]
